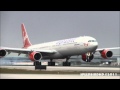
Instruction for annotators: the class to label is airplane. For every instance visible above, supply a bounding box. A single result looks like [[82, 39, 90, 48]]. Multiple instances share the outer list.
[[0, 23, 120, 66]]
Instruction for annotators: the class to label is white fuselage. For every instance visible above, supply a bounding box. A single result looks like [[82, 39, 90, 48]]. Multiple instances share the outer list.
[[28, 36, 98, 59]]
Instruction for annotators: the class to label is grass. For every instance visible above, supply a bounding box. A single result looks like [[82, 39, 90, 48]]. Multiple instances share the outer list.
[[0, 68, 81, 74]]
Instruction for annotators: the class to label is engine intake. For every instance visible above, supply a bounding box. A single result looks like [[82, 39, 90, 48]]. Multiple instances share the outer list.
[[101, 50, 113, 59], [0, 49, 7, 57], [29, 52, 42, 61]]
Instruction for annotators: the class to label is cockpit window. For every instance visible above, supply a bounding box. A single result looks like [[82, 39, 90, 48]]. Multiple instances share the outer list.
[[88, 40, 96, 42]]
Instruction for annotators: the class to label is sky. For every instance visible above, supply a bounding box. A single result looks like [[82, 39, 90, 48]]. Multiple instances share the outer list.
[[0, 11, 120, 55]]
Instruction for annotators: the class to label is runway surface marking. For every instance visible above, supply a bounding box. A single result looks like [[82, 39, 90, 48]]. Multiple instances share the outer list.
[[1, 74, 119, 79]]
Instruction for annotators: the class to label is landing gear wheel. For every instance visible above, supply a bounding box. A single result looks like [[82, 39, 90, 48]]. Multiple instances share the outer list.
[[62, 57, 71, 66], [62, 62, 71, 66], [86, 56, 90, 62], [35, 65, 46, 70], [48, 62, 55, 66], [33, 61, 46, 70], [33, 61, 41, 66], [48, 59, 55, 66]]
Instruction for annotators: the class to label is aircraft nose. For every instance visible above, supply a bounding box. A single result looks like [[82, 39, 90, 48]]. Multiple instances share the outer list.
[[94, 42, 98, 49]]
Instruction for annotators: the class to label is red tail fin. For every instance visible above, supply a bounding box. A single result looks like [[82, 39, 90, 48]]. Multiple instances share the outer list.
[[21, 23, 32, 48]]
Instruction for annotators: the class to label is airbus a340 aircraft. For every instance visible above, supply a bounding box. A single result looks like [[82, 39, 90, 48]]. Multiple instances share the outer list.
[[0, 24, 120, 66]]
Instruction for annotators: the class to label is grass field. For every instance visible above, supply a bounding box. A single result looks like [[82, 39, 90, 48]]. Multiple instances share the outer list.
[[0, 68, 82, 74]]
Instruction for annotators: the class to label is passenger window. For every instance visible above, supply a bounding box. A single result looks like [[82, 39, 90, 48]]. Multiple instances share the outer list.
[[88, 40, 91, 42]]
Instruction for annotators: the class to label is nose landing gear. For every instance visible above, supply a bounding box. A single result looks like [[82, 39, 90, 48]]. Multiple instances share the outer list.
[[86, 52, 94, 62]]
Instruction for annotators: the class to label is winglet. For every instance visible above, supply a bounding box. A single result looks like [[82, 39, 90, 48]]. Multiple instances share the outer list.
[[21, 23, 32, 48]]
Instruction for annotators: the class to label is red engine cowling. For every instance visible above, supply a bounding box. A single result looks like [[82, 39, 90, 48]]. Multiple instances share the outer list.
[[100, 50, 113, 59], [29, 52, 42, 61], [82, 54, 94, 61], [82, 54, 87, 61], [0, 49, 7, 57]]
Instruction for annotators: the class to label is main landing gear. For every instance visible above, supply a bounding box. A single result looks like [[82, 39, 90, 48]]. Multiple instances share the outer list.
[[33, 59, 55, 66], [48, 59, 55, 66], [33, 61, 41, 66], [62, 57, 71, 66], [33, 57, 72, 67], [33, 61, 46, 70]]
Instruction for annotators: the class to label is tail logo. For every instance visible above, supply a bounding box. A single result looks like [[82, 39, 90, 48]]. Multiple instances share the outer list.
[[22, 28, 28, 42], [21, 24, 32, 48]]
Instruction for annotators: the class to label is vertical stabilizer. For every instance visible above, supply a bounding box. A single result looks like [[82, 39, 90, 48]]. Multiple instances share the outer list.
[[21, 23, 32, 48]]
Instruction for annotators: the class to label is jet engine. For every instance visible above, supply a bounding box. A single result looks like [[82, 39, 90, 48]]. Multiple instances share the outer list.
[[29, 52, 42, 61], [100, 50, 113, 59], [82, 54, 94, 62], [0, 49, 7, 57]]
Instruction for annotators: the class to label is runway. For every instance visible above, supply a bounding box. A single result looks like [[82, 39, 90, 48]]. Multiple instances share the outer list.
[[0, 66, 120, 73], [1, 74, 120, 79], [1, 66, 120, 79]]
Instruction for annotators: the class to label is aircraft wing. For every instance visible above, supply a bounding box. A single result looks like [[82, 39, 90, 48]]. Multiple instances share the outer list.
[[96, 47, 120, 52], [0, 47, 57, 54]]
